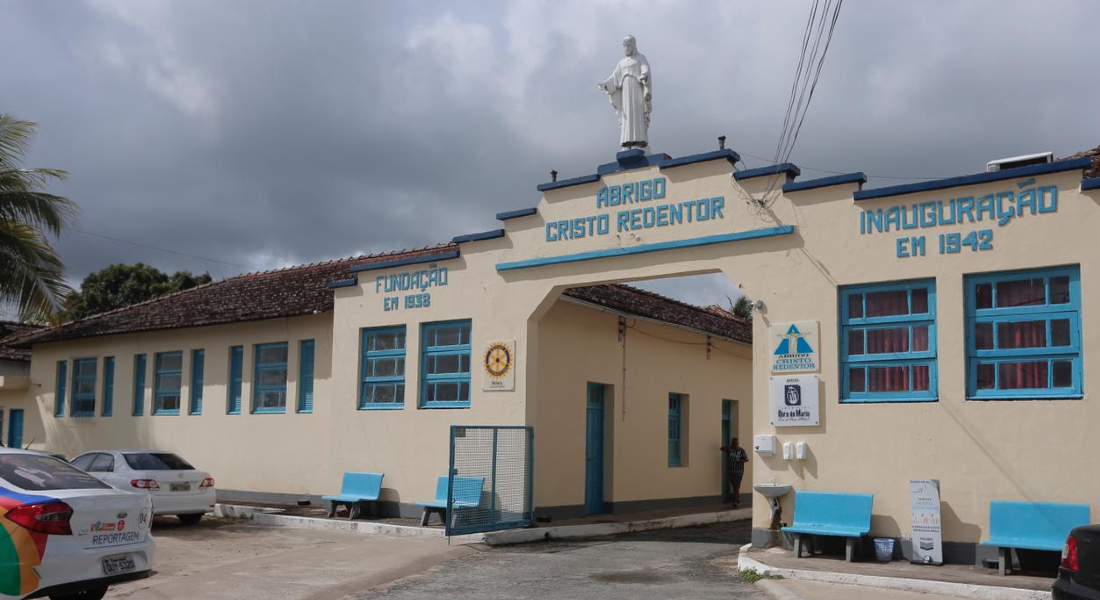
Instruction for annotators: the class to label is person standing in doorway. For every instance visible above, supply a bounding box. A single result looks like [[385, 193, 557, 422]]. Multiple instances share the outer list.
[[721, 437, 749, 508]]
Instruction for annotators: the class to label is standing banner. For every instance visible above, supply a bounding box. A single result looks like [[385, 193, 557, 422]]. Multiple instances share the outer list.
[[910, 479, 943, 565], [482, 340, 516, 391]]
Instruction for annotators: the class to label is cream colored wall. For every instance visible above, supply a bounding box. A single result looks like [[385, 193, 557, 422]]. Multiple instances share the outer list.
[[473, 160, 1098, 545], [534, 300, 752, 509], [27, 314, 333, 494]]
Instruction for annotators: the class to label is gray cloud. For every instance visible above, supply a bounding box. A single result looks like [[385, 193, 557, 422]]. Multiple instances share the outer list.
[[2, 0, 1097, 312]]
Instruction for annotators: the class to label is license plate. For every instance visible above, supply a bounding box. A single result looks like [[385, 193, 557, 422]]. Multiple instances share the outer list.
[[170, 483, 190, 492], [103, 555, 136, 575]]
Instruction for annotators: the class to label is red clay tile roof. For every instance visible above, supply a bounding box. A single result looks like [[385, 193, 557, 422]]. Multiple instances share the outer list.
[[561, 285, 752, 344], [0, 321, 43, 361], [8, 245, 751, 348], [1065, 145, 1100, 179], [9, 244, 458, 347]]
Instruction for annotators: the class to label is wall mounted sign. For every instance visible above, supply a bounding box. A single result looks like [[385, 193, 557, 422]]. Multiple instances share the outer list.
[[373, 263, 448, 312], [482, 340, 516, 391], [770, 322, 819, 373], [768, 375, 819, 427], [909, 479, 943, 565], [858, 179, 1059, 259]]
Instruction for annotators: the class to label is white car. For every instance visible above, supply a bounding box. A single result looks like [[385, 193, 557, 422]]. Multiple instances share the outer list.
[[0, 448, 154, 600], [70, 451, 215, 525]]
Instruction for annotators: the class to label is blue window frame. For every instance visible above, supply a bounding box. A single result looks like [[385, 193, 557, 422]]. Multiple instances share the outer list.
[[102, 357, 115, 417], [668, 393, 683, 467], [190, 349, 204, 415], [71, 358, 97, 417], [227, 346, 243, 414], [54, 360, 67, 417], [840, 279, 937, 402], [253, 342, 288, 413], [132, 354, 146, 416], [153, 352, 183, 415], [965, 265, 1082, 400], [419, 320, 471, 408], [360, 327, 406, 409], [298, 340, 315, 413]]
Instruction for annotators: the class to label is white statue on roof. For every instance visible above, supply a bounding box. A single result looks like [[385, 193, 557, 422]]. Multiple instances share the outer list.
[[597, 35, 651, 151]]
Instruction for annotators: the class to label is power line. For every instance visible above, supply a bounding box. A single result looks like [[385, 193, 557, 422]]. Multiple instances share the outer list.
[[70, 228, 250, 270]]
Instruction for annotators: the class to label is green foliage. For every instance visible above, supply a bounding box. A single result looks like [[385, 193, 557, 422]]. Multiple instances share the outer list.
[[0, 115, 77, 323], [727, 295, 753, 320], [65, 263, 212, 320], [737, 568, 782, 583]]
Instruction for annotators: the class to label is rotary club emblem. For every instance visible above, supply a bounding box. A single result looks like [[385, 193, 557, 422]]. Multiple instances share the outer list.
[[484, 342, 512, 379]]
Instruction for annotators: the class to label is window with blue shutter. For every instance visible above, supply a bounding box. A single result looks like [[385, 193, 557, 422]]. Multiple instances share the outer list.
[[419, 320, 472, 409], [71, 358, 97, 417], [298, 340, 315, 413], [227, 346, 243, 414], [360, 327, 406, 409], [153, 352, 183, 415], [102, 357, 115, 417], [668, 393, 683, 467], [132, 354, 146, 416], [253, 342, 288, 413], [190, 349, 204, 415], [55, 360, 67, 417], [965, 266, 1082, 400]]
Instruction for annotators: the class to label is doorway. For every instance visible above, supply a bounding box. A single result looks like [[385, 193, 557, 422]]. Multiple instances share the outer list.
[[721, 400, 736, 502], [585, 383, 606, 515], [8, 409, 23, 449]]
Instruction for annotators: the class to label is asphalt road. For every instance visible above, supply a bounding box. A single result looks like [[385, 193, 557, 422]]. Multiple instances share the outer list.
[[359, 521, 768, 600]]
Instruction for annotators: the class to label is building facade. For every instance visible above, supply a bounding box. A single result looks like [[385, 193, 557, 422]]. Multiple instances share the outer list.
[[7, 143, 1100, 562]]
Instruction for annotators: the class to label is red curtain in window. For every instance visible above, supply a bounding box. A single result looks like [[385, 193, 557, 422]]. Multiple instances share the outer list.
[[997, 279, 1044, 308], [996, 321, 1046, 389], [867, 328, 909, 353], [869, 366, 908, 392], [867, 291, 908, 317], [999, 361, 1047, 389]]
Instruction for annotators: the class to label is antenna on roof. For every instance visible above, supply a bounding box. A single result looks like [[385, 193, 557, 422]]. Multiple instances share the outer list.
[[551, 170, 558, 182]]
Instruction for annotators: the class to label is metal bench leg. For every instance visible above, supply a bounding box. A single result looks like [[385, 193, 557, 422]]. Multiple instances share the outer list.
[[998, 547, 1008, 576], [845, 537, 856, 563], [793, 534, 803, 558], [420, 509, 431, 527], [327, 501, 338, 519]]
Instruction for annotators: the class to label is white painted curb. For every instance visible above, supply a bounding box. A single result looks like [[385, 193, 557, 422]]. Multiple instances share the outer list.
[[213, 503, 282, 519], [232, 505, 749, 546], [736, 544, 1050, 600]]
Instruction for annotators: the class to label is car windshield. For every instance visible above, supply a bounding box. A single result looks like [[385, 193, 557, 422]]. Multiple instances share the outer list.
[[0, 454, 110, 491], [123, 453, 194, 471]]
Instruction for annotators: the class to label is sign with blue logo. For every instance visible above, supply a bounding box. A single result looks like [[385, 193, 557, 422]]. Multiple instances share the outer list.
[[770, 322, 819, 373], [769, 375, 819, 427]]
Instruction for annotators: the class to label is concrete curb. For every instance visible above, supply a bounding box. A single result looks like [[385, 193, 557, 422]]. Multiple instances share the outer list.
[[755, 579, 802, 600], [735, 544, 1050, 600], [225, 504, 749, 546]]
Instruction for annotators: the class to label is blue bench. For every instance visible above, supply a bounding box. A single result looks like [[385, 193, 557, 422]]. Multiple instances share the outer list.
[[982, 500, 1089, 576], [417, 476, 484, 526], [322, 472, 384, 520], [781, 491, 874, 562]]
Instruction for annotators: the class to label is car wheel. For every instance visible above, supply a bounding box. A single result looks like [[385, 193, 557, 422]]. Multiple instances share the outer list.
[[50, 584, 108, 600], [178, 513, 203, 525]]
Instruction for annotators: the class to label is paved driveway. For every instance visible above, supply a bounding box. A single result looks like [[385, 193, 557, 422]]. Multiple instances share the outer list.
[[359, 521, 767, 600], [106, 517, 474, 600]]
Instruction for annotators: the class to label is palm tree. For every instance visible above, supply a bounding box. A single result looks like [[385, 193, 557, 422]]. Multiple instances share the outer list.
[[0, 115, 77, 323]]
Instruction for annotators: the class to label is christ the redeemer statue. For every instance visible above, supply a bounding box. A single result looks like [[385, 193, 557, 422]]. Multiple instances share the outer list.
[[597, 35, 651, 151]]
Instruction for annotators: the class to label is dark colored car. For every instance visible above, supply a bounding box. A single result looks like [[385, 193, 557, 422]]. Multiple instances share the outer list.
[[1053, 524, 1100, 600]]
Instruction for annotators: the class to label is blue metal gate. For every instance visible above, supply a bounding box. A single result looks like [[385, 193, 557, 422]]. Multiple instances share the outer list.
[[446, 425, 534, 536]]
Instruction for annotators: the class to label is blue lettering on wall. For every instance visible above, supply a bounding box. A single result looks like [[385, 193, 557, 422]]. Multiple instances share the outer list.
[[862, 180, 1057, 259], [375, 263, 447, 310], [550, 177, 725, 243]]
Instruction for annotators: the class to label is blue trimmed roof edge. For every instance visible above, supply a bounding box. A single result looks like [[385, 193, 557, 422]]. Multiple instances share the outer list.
[[496, 207, 538, 220], [536, 173, 601, 192], [1083, 177, 1100, 191], [734, 163, 802, 181], [783, 172, 867, 193], [658, 149, 740, 170], [327, 278, 358, 289], [349, 250, 460, 273], [452, 229, 506, 244], [854, 157, 1094, 201]]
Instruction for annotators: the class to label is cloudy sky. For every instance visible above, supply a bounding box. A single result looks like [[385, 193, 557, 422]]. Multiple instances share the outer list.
[[3, 0, 1098, 312]]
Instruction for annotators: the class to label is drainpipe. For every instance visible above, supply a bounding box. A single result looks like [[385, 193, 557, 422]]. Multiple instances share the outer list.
[[619, 317, 627, 420]]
